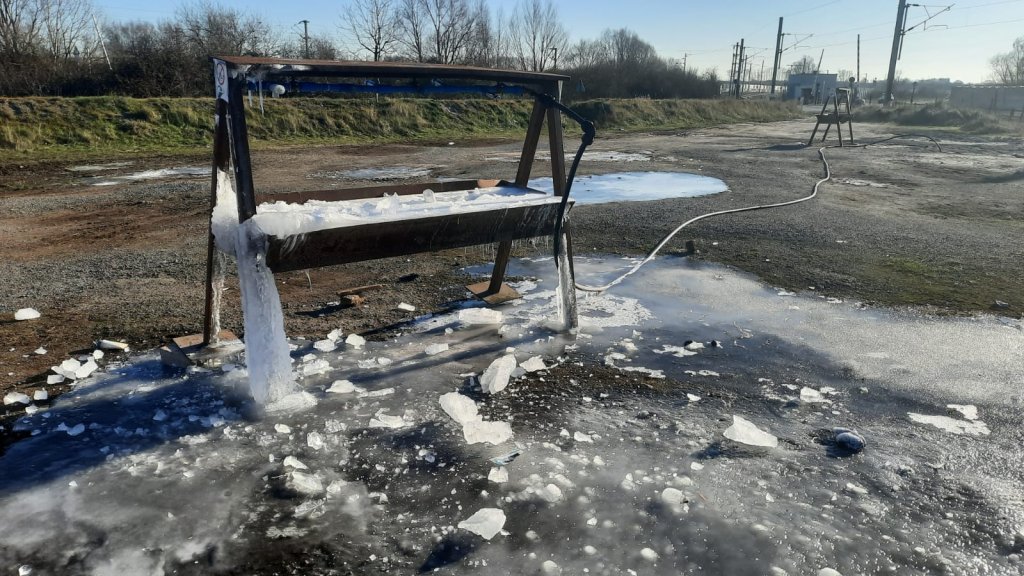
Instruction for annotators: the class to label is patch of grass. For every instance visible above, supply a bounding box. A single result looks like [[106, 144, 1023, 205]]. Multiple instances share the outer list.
[[854, 103, 1022, 134], [0, 96, 802, 163]]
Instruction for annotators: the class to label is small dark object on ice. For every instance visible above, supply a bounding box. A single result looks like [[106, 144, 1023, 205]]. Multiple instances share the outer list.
[[812, 427, 866, 456], [832, 427, 866, 453], [708, 340, 723, 348]]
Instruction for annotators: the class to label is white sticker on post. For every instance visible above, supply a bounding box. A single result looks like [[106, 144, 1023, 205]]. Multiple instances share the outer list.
[[214, 59, 229, 102]]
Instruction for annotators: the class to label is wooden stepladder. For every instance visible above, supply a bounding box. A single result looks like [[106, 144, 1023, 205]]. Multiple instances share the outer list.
[[808, 88, 854, 146]]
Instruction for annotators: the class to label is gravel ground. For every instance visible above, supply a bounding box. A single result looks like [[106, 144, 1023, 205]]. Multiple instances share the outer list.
[[1, 118, 1021, 415]]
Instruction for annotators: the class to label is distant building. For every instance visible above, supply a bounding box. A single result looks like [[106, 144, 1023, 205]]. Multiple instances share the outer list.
[[786, 73, 838, 104]]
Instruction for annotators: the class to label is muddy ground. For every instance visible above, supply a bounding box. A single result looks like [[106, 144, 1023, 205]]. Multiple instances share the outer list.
[[1, 118, 1021, 413]]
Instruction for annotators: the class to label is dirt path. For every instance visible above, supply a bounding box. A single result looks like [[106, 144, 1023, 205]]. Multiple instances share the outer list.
[[2, 118, 1021, 408]]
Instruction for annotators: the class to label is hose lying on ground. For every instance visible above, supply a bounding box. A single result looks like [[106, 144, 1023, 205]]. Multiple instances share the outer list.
[[571, 134, 942, 293]]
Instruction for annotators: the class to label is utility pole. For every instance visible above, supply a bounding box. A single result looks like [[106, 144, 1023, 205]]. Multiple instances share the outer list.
[[92, 14, 112, 71], [856, 34, 861, 83], [730, 43, 738, 89], [299, 19, 310, 59], [884, 0, 908, 106], [550, 47, 558, 70], [736, 39, 745, 98], [770, 17, 783, 95], [682, 53, 687, 74]]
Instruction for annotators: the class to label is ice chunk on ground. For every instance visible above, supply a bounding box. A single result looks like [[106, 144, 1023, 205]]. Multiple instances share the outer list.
[[541, 560, 561, 574], [307, 432, 325, 450], [92, 349, 103, 360], [96, 339, 129, 351], [4, 392, 31, 405], [300, 359, 331, 377], [14, 308, 40, 321], [463, 420, 513, 445], [573, 431, 593, 443], [152, 410, 167, 421], [686, 393, 701, 402], [357, 387, 394, 398], [723, 415, 778, 448], [283, 456, 308, 469], [661, 487, 684, 505], [520, 356, 547, 372], [326, 380, 360, 394], [908, 413, 990, 436], [32, 390, 47, 401], [326, 328, 343, 342], [845, 483, 868, 495], [345, 333, 366, 348], [818, 568, 843, 576], [46, 374, 64, 385], [800, 387, 828, 403], [33, 347, 46, 355], [266, 391, 318, 413], [683, 341, 704, 351], [654, 345, 697, 357], [947, 404, 979, 420], [439, 392, 481, 424], [491, 451, 521, 466], [488, 467, 509, 483], [313, 339, 337, 352], [274, 423, 292, 434], [457, 508, 506, 540], [458, 308, 503, 325], [66, 423, 85, 436], [640, 547, 659, 561], [287, 471, 324, 496], [369, 413, 410, 429], [424, 343, 449, 356], [397, 302, 416, 312], [480, 354, 517, 394]]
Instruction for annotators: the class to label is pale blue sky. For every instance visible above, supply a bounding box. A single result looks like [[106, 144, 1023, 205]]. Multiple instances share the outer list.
[[94, 0, 1024, 82]]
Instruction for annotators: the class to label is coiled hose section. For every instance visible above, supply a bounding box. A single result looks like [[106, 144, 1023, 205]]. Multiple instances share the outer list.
[[567, 134, 942, 293]]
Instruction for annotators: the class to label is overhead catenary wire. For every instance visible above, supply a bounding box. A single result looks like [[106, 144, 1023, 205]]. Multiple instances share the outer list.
[[568, 134, 942, 294]]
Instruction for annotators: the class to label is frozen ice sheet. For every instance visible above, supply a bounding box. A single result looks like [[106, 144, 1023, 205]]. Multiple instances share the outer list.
[[251, 187, 562, 237], [529, 171, 728, 204]]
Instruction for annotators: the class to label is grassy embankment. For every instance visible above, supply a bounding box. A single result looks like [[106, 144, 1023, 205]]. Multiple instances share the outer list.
[[854, 102, 1024, 134], [0, 96, 801, 162]]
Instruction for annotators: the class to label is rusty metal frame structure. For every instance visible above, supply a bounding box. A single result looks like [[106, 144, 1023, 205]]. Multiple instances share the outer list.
[[808, 88, 854, 146], [203, 56, 581, 345]]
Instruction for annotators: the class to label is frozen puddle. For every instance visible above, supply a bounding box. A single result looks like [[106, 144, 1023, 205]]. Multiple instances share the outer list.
[[530, 171, 728, 204], [485, 150, 652, 163], [86, 166, 207, 186], [309, 166, 438, 181], [66, 161, 134, 172], [2, 257, 1022, 575]]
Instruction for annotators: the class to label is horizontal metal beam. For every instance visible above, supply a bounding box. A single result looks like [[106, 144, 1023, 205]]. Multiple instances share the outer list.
[[264, 201, 569, 273]]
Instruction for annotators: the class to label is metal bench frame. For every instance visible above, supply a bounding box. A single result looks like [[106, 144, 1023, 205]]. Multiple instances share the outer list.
[[202, 56, 581, 346]]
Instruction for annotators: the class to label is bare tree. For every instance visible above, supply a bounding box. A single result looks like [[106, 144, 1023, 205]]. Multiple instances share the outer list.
[[509, 0, 566, 72], [396, 0, 426, 61], [178, 1, 278, 57], [565, 38, 609, 70], [41, 0, 94, 63], [0, 0, 45, 56], [990, 37, 1024, 85], [342, 0, 398, 61], [789, 55, 817, 75], [420, 0, 477, 64]]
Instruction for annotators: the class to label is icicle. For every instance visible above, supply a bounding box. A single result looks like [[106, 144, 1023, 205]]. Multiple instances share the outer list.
[[235, 221, 296, 404]]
